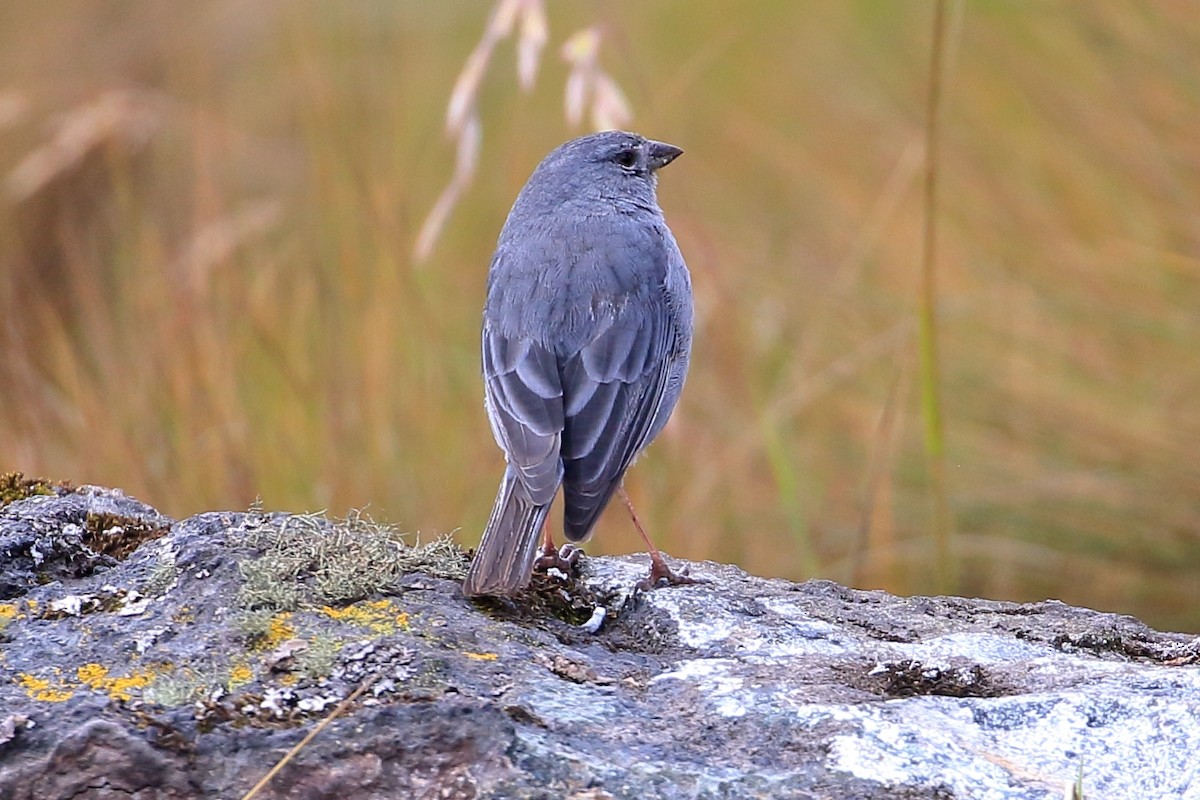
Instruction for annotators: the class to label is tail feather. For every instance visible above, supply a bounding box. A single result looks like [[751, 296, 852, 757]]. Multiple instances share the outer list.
[[463, 468, 552, 596]]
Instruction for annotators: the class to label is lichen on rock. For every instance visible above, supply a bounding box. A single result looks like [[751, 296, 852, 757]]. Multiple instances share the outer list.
[[3, 486, 1200, 799]]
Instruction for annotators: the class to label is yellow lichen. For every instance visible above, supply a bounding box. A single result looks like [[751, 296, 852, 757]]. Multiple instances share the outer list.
[[75, 662, 159, 701], [320, 599, 405, 635], [106, 671, 154, 701], [17, 672, 74, 702], [260, 613, 296, 650], [228, 663, 254, 689], [19, 674, 49, 691], [464, 652, 498, 661], [0, 604, 19, 621], [77, 662, 110, 686]]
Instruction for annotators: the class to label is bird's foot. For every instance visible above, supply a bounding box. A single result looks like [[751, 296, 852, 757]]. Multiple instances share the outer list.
[[534, 543, 583, 578], [637, 554, 709, 592]]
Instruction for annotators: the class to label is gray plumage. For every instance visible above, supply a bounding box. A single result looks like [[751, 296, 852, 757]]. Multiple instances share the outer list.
[[463, 130, 692, 597]]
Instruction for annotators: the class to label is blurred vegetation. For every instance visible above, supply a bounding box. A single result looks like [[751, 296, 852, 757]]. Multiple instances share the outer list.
[[1, 2, 1197, 630]]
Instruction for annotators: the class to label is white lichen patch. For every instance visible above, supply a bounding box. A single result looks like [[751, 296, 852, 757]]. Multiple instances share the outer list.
[[898, 632, 1050, 664], [48, 596, 84, 616], [651, 658, 749, 717], [825, 687, 1200, 799], [117, 590, 150, 617]]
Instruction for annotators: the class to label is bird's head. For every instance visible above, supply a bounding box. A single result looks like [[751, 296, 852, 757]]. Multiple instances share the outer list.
[[521, 130, 684, 209]]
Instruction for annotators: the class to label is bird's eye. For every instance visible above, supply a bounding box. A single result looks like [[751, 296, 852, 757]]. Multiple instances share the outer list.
[[615, 149, 639, 169]]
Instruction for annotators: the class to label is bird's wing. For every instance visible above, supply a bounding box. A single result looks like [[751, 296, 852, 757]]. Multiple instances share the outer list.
[[559, 297, 679, 541], [481, 325, 564, 505]]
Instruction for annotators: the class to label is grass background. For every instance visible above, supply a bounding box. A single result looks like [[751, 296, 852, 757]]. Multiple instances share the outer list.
[[2, 2, 1198, 630]]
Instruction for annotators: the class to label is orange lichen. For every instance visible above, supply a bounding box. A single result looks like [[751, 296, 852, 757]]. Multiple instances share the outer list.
[[17, 672, 74, 702], [320, 599, 407, 635], [263, 613, 296, 649], [76, 662, 158, 701], [76, 663, 110, 685], [228, 663, 254, 689]]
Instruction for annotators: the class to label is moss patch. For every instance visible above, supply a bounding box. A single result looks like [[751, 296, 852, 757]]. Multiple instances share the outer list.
[[235, 509, 467, 611], [294, 635, 342, 679], [143, 672, 209, 707], [471, 569, 621, 629], [83, 512, 171, 560], [0, 471, 71, 508]]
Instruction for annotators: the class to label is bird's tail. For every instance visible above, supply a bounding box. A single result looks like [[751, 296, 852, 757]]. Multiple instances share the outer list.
[[463, 468, 551, 597]]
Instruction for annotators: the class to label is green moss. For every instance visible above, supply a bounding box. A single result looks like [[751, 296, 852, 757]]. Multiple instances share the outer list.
[[0, 472, 70, 508], [234, 509, 467, 611], [472, 569, 618, 628], [294, 635, 342, 680], [231, 608, 278, 645], [83, 512, 170, 560], [144, 673, 206, 707], [141, 550, 180, 596]]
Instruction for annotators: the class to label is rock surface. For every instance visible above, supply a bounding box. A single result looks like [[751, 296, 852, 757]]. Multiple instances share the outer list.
[[2, 487, 1199, 799]]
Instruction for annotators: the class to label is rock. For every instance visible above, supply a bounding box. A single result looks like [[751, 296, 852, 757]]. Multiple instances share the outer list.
[[0, 484, 171, 599], [4, 720, 195, 800], [1, 487, 1198, 799]]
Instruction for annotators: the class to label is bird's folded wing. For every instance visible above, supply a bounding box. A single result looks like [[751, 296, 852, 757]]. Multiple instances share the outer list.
[[560, 304, 675, 540], [482, 328, 564, 506]]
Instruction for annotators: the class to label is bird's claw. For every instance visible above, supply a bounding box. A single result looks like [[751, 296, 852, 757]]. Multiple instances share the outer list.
[[636, 557, 709, 592], [534, 543, 582, 577]]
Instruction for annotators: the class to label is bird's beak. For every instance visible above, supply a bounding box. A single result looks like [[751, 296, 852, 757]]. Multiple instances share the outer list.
[[646, 140, 683, 171]]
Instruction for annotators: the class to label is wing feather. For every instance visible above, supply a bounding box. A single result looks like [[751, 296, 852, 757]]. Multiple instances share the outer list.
[[560, 302, 679, 541], [482, 325, 564, 505]]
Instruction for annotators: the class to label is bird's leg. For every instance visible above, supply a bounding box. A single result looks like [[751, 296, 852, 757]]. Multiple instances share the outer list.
[[619, 485, 706, 590], [533, 519, 582, 576]]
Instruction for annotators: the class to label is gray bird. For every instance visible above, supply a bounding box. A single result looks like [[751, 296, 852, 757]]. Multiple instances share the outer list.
[[463, 130, 694, 597]]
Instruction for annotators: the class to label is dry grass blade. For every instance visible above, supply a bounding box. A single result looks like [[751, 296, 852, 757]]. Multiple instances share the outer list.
[[918, 0, 954, 593], [517, 0, 548, 90], [446, 42, 494, 137], [562, 28, 599, 126], [850, 360, 908, 586], [414, 113, 480, 262], [591, 73, 632, 133], [173, 201, 283, 298], [239, 671, 380, 800], [5, 90, 159, 201], [561, 27, 631, 132], [419, 0, 557, 262]]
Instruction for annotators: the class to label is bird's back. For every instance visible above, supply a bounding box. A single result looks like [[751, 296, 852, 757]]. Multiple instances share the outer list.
[[483, 201, 691, 542]]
